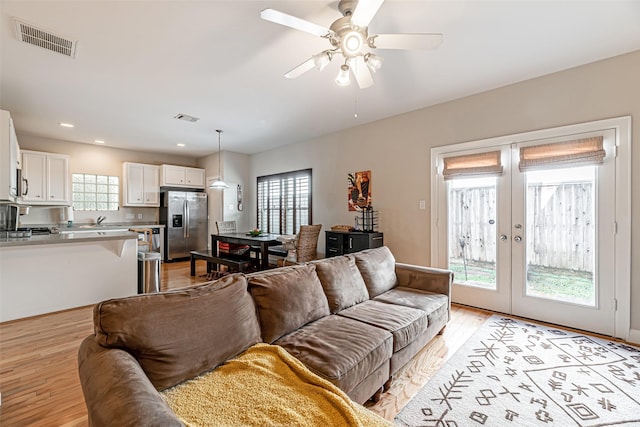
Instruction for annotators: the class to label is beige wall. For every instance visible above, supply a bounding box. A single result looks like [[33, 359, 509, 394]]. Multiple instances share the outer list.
[[197, 151, 251, 243], [248, 50, 640, 331], [16, 134, 199, 225], [18, 134, 199, 174]]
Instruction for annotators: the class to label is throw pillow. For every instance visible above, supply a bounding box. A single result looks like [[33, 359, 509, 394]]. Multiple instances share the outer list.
[[312, 255, 369, 313], [353, 246, 398, 298], [94, 274, 261, 390], [248, 264, 330, 343]]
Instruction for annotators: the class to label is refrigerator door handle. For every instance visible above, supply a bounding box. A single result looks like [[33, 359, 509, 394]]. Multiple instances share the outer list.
[[183, 200, 188, 239], [185, 200, 190, 238]]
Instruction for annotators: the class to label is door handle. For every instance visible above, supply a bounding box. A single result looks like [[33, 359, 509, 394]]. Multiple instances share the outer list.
[[514, 236, 522, 243], [183, 201, 188, 239], [22, 177, 28, 196], [500, 234, 508, 241], [185, 201, 190, 238]]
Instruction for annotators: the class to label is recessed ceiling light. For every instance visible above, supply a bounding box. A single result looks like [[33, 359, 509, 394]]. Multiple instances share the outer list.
[[59, 122, 74, 128], [177, 143, 185, 147], [94, 140, 105, 144]]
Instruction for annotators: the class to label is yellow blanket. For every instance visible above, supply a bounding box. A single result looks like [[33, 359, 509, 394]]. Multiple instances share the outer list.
[[161, 343, 392, 427]]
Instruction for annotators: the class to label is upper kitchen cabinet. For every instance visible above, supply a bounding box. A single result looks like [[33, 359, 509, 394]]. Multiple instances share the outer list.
[[21, 150, 70, 205], [0, 110, 19, 202], [122, 162, 160, 207], [161, 164, 205, 189]]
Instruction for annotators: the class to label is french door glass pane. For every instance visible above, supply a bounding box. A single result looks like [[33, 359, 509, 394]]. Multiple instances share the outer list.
[[448, 177, 497, 289], [524, 166, 596, 306]]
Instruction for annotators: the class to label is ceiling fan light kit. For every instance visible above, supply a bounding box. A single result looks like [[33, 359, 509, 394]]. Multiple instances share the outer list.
[[312, 51, 332, 71], [365, 53, 383, 73], [261, 0, 442, 89], [336, 64, 351, 87]]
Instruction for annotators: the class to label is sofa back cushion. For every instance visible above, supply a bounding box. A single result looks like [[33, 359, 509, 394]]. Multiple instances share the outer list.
[[248, 264, 330, 343], [93, 274, 261, 391], [353, 246, 398, 298], [311, 255, 369, 313]]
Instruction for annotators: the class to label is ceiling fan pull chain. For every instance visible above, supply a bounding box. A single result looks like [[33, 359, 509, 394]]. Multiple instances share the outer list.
[[354, 87, 359, 119]]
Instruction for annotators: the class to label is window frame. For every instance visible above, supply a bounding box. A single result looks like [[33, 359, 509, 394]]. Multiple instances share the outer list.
[[256, 168, 312, 235]]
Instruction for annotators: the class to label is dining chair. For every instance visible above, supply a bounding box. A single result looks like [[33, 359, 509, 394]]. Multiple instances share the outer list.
[[271, 224, 322, 266]]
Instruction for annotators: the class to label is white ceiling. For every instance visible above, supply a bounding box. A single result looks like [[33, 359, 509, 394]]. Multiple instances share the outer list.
[[1, 1, 639, 157]]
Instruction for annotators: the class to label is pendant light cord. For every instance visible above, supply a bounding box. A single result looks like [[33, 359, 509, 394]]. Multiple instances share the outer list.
[[217, 129, 223, 179]]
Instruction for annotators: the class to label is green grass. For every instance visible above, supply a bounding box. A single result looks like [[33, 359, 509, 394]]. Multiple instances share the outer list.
[[448, 258, 594, 305], [526, 265, 593, 305], [449, 259, 496, 288]]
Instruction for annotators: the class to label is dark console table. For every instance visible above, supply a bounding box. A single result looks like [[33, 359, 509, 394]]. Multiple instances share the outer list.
[[325, 230, 384, 257]]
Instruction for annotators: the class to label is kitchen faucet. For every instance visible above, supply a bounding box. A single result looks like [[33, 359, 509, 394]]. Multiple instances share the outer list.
[[97, 216, 106, 225]]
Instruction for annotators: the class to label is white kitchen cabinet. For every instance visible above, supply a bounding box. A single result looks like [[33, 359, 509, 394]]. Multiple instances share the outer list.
[[0, 110, 19, 201], [21, 150, 70, 205], [161, 164, 205, 188], [122, 162, 160, 206]]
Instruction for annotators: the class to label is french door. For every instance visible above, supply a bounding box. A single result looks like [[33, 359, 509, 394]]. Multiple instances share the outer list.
[[431, 119, 630, 337]]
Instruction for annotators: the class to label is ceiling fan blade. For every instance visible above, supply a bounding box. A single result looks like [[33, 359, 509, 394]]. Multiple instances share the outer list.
[[260, 8, 330, 37], [370, 33, 443, 50], [284, 57, 316, 79], [351, 0, 385, 28], [351, 0, 384, 27], [351, 56, 374, 89]]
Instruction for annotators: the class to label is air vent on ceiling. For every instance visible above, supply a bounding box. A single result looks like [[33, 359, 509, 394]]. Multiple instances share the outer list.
[[14, 18, 78, 58], [174, 114, 200, 123]]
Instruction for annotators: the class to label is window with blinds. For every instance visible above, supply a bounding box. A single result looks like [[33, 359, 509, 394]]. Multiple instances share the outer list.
[[257, 169, 312, 235]]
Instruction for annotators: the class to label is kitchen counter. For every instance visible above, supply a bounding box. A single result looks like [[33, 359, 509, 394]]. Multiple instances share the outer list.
[[62, 222, 164, 231], [0, 230, 139, 322], [0, 223, 164, 248], [0, 230, 137, 248]]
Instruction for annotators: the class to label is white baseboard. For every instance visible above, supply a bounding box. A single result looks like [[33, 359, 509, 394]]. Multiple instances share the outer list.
[[628, 328, 640, 346]]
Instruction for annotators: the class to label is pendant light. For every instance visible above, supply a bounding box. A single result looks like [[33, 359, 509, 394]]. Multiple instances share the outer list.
[[209, 129, 228, 189]]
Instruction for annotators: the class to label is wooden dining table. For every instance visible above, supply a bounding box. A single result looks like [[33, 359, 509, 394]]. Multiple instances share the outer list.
[[211, 232, 280, 271]]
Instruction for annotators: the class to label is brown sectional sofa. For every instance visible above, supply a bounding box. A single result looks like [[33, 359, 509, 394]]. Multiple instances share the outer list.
[[78, 246, 453, 426]]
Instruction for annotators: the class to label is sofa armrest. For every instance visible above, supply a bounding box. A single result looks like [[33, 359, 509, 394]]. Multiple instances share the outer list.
[[395, 263, 453, 297], [78, 336, 183, 427]]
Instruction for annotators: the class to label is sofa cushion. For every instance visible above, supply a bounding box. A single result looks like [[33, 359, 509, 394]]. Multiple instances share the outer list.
[[93, 274, 261, 391], [374, 287, 449, 324], [248, 264, 330, 343], [311, 255, 369, 313], [337, 300, 428, 352], [353, 246, 398, 298], [275, 315, 393, 395]]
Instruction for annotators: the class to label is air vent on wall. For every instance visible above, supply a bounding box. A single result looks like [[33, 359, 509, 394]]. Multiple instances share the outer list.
[[174, 114, 200, 123], [14, 18, 78, 58]]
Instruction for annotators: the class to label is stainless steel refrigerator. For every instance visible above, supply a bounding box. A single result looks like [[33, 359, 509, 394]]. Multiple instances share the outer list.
[[160, 190, 208, 261]]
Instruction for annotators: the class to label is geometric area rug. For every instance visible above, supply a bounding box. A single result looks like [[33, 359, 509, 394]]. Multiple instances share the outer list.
[[395, 315, 640, 426]]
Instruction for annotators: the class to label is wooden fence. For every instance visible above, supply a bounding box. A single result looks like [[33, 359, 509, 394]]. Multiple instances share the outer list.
[[448, 182, 594, 271]]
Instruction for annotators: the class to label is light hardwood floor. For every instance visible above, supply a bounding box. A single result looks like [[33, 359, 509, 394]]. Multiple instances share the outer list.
[[0, 261, 499, 426]]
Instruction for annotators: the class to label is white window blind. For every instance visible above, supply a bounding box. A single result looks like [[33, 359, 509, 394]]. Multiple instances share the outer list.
[[257, 169, 311, 234], [519, 136, 605, 172], [442, 151, 503, 180]]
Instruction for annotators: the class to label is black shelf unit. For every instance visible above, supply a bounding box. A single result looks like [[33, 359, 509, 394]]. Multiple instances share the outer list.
[[325, 230, 384, 257]]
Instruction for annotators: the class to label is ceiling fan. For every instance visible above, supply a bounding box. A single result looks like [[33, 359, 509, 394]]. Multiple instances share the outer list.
[[260, 0, 443, 89]]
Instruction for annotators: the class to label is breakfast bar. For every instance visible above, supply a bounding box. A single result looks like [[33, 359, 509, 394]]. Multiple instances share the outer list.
[[0, 231, 138, 322]]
